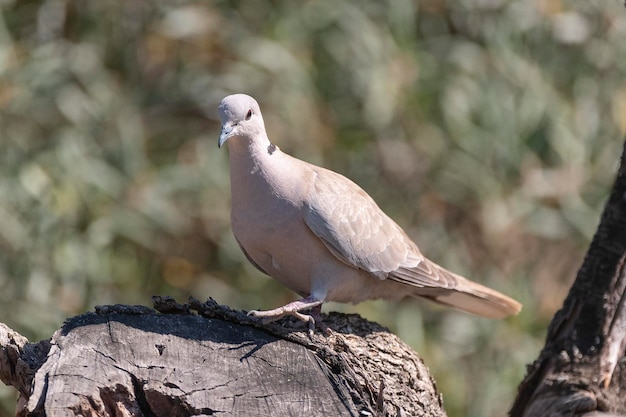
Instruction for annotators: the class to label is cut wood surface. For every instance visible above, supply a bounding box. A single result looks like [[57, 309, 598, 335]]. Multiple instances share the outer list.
[[0, 297, 445, 417]]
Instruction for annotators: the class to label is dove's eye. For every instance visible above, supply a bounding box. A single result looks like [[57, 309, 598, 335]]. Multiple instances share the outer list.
[[245, 109, 253, 120]]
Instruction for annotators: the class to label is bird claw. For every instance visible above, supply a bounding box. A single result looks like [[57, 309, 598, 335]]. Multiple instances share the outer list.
[[247, 296, 324, 336]]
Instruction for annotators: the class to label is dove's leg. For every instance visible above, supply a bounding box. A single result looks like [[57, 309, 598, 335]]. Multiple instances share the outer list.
[[308, 304, 329, 335], [248, 296, 323, 330]]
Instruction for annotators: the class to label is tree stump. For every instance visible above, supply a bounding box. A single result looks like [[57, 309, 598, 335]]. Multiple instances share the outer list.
[[0, 297, 446, 416]]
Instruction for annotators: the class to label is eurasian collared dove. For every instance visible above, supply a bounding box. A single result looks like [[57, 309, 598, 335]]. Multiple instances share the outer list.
[[218, 94, 521, 327]]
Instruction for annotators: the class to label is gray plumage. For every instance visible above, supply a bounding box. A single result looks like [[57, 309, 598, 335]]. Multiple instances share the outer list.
[[218, 94, 521, 321]]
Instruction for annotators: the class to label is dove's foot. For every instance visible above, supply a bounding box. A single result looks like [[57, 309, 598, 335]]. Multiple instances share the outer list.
[[248, 296, 325, 335]]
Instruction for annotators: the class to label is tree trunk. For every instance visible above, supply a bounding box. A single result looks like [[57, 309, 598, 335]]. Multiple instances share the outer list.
[[0, 297, 445, 417], [510, 140, 626, 416]]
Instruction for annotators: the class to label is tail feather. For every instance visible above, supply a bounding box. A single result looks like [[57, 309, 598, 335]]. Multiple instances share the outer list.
[[405, 261, 522, 319], [416, 285, 521, 319]]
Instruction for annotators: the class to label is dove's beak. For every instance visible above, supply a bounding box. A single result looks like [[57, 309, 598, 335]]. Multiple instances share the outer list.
[[218, 124, 233, 148]]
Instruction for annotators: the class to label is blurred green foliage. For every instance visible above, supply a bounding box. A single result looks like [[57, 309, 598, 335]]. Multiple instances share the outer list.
[[0, 0, 624, 416]]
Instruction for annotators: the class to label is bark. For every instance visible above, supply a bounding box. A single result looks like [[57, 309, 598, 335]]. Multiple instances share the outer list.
[[0, 296, 445, 417], [510, 141, 626, 416]]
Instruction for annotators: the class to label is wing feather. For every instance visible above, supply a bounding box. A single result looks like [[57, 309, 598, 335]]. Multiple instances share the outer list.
[[302, 167, 422, 279], [299, 164, 521, 318]]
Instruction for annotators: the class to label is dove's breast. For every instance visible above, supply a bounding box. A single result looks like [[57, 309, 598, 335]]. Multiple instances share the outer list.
[[228, 151, 321, 295], [228, 147, 412, 303]]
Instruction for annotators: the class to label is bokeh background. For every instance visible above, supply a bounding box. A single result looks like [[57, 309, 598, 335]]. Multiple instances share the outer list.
[[0, 0, 624, 416]]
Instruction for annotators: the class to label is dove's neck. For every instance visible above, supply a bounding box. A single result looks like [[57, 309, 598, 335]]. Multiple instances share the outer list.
[[227, 133, 285, 192]]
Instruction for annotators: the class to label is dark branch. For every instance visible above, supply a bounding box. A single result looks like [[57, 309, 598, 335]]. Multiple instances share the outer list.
[[511, 140, 626, 416]]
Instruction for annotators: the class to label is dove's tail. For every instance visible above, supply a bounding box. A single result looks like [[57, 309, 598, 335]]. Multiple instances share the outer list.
[[406, 260, 522, 319]]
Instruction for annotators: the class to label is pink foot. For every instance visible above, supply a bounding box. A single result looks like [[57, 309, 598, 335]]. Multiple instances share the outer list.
[[248, 296, 324, 335]]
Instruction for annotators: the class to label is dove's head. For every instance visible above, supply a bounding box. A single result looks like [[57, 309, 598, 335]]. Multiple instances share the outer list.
[[218, 94, 265, 148]]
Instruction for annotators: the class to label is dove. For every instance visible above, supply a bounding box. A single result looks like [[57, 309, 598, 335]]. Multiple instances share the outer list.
[[218, 93, 521, 328]]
